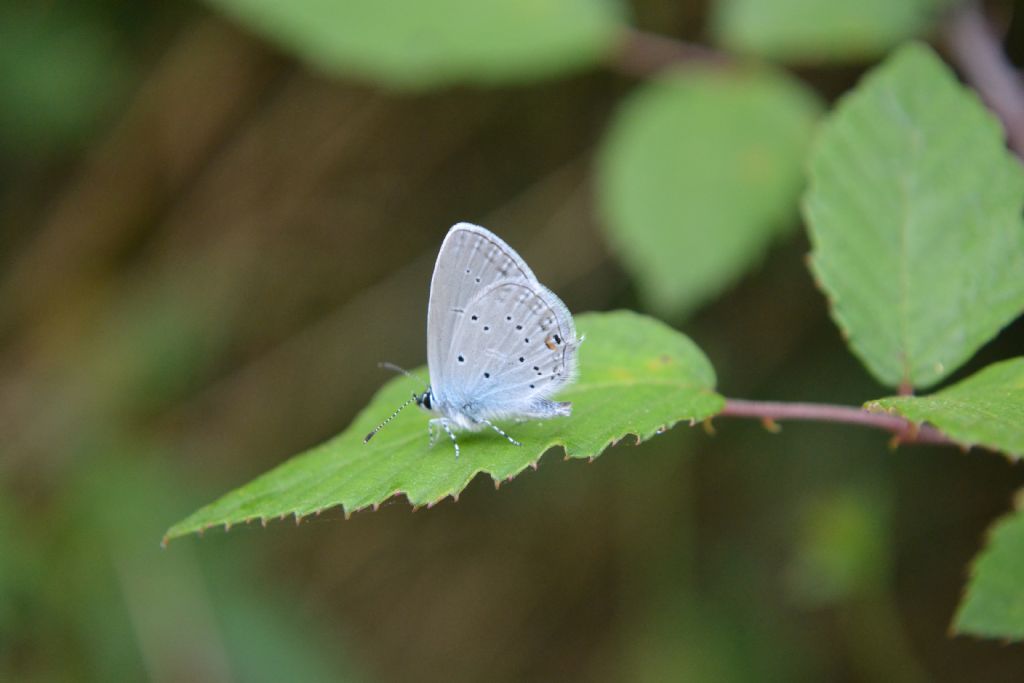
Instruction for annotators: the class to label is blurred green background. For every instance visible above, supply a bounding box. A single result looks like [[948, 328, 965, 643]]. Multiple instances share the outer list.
[[3, 0, 1024, 681]]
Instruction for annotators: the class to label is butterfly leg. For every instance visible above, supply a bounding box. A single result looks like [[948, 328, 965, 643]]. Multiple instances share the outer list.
[[430, 418, 460, 459], [428, 420, 437, 448], [478, 419, 521, 447]]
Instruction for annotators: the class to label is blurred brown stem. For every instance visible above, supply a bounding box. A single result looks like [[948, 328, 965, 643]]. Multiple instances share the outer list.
[[945, 1, 1024, 156], [610, 28, 729, 78], [719, 398, 956, 446]]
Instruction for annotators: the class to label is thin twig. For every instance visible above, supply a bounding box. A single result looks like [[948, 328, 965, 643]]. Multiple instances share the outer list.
[[609, 27, 730, 78], [719, 398, 957, 446], [944, 1, 1024, 156]]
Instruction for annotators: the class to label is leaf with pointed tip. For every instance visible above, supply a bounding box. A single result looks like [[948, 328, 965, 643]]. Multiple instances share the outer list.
[[953, 506, 1024, 640], [866, 357, 1024, 459], [598, 66, 821, 318], [165, 311, 724, 541], [202, 0, 626, 89], [804, 43, 1024, 390]]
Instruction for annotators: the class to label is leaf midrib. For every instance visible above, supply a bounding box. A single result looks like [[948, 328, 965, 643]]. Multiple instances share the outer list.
[[882, 82, 924, 387]]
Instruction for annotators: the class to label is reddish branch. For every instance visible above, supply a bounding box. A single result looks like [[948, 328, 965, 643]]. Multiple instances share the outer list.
[[719, 398, 956, 446], [945, 2, 1024, 157]]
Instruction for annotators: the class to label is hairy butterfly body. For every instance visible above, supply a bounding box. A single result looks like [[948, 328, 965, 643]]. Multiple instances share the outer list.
[[364, 222, 580, 457]]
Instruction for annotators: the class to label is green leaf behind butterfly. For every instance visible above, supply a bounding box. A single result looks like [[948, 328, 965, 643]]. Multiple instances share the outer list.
[[201, 0, 626, 89], [711, 0, 948, 63], [804, 43, 1024, 390], [598, 66, 821, 318]]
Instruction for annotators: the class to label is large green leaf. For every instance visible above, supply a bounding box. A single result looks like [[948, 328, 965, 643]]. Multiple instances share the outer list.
[[954, 506, 1024, 640], [165, 310, 724, 540], [597, 67, 820, 318], [866, 358, 1024, 459], [803, 43, 1024, 390], [202, 0, 625, 89], [711, 0, 947, 63]]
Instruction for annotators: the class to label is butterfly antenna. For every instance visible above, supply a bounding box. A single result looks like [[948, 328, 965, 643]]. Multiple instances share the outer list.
[[364, 393, 417, 444], [378, 361, 426, 385]]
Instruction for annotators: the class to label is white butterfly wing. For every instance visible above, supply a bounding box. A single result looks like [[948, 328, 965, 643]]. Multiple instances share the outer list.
[[432, 280, 579, 420], [426, 223, 537, 391]]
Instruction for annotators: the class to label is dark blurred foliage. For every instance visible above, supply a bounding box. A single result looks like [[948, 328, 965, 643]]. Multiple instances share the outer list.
[[3, 0, 1024, 681]]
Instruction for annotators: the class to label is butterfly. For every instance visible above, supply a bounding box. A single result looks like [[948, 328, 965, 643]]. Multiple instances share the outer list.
[[364, 222, 580, 457]]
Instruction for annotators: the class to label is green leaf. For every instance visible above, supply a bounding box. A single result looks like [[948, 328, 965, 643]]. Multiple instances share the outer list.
[[803, 43, 1024, 390], [202, 0, 625, 89], [953, 506, 1024, 640], [711, 0, 948, 63], [597, 66, 820, 318], [166, 310, 724, 540], [866, 358, 1024, 459]]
